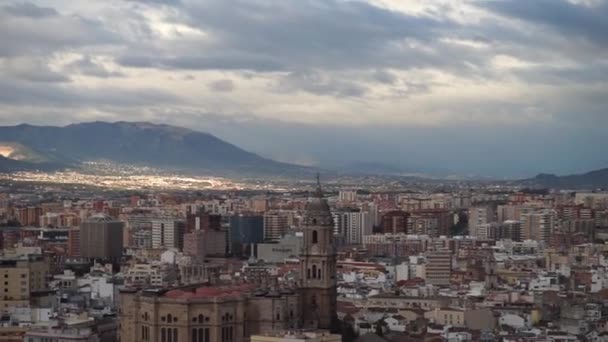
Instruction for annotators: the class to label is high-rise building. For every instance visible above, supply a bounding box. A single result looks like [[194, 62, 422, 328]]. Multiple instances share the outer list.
[[263, 211, 290, 242], [80, 215, 124, 259], [497, 204, 526, 222], [502, 220, 522, 241], [469, 206, 496, 238], [408, 209, 452, 237], [380, 210, 409, 234], [15, 207, 42, 226], [183, 229, 227, 259], [299, 181, 337, 330], [68, 228, 81, 257], [151, 218, 186, 250], [229, 215, 264, 258], [0, 253, 50, 309], [186, 212, 221, 233], [338, 190, 357, 203], [521, 210, 556, 243], [332, 209, 371, 245], [425, 249, 452, 286]]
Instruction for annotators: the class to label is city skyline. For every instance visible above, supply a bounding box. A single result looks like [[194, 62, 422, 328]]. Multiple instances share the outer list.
[[0, 0, 607, 177]]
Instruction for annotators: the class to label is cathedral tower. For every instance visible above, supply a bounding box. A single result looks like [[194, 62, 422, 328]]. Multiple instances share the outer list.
[[299, 175, 337, 330]]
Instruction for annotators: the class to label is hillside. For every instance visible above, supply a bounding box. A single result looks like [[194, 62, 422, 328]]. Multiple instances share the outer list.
[[0, 121, 312, 177], [521, 168, 608, 189]]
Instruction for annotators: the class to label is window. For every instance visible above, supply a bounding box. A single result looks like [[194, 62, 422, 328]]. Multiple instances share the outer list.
[[221, 327, 234, 342], [161, 328, 166, 342], [312, 230, 318, 244], [141, 326, 150, 341], [312, 265, 317, 279], [307, 269, 311, 279], [193, 328, 210, 342]]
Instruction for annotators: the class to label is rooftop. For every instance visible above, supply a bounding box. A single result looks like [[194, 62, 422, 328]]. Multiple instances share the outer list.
[[162, 284, 256, 299]]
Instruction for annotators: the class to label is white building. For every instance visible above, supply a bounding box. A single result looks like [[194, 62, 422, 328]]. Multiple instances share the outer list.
[[151, 218, 185, 249]]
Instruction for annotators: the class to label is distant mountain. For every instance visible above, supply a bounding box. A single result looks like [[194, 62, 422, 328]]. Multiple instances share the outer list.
[[521, 168, 608, 189], [0, 121, 312, 177]]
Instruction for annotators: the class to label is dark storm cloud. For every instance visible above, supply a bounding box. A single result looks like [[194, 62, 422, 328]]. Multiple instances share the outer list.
[[116, 0, 460, 73], [3, 2, 58, 17], [480, 0, 608, 46], [0, 2, 121, 57]]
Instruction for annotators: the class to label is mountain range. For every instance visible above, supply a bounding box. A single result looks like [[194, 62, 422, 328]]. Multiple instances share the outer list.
[[1, 121, 608, 188], [519, 169, 608, 190], [0, 121, 311, 177]]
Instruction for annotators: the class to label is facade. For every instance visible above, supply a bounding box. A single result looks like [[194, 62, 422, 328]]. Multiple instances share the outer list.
[[469, 206, 496, 238], [251, 331, 341, 342], [263, 212, 290, 242], [338, 191, 357, 203], [257, 235, 302, 263], [0, 253, 50, 309], [80, 215, 124, 259], [186, 213, 221, 234], [425, 249, 452, 286], [229, 215, 264, 258], [521, 210, 556, 243], [68, 228, 81, 257], [332, 209, 371, 245], [379, 210, 409, 235], [119, 285, 300, 342], [183, 229, 227, 259], [408, 209, 452, 237], [152, 218, 186, 250]]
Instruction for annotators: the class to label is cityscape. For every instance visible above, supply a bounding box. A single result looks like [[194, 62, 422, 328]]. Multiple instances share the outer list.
[[2, 0, 608, 342]]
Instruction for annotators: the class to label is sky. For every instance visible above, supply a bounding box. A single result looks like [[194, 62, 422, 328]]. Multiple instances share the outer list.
[[0, 0, 607, 178]]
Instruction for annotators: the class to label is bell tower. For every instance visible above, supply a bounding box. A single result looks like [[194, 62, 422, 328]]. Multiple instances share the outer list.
[[299, 174, 337, 330]]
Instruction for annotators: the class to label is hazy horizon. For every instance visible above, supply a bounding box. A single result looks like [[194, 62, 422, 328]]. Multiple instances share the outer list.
[[1, 0, 607, 178]]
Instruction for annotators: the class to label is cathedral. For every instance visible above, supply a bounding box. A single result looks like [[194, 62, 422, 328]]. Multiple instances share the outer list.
[[119, 179, 338, 342]]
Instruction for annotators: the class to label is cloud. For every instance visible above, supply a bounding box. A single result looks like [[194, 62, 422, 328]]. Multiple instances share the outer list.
[[2, 2, 58, 18], [0, 79, 179, 107], [1, 57, 70, 83], [64, 56, 125, 78], [116, 0, 458, 72], [480, 0, 608, 46], [0, 0, 606, 176], [0, 2, 121, 57], [276, 70, 368, 98], [207, 79, 235, 92]]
